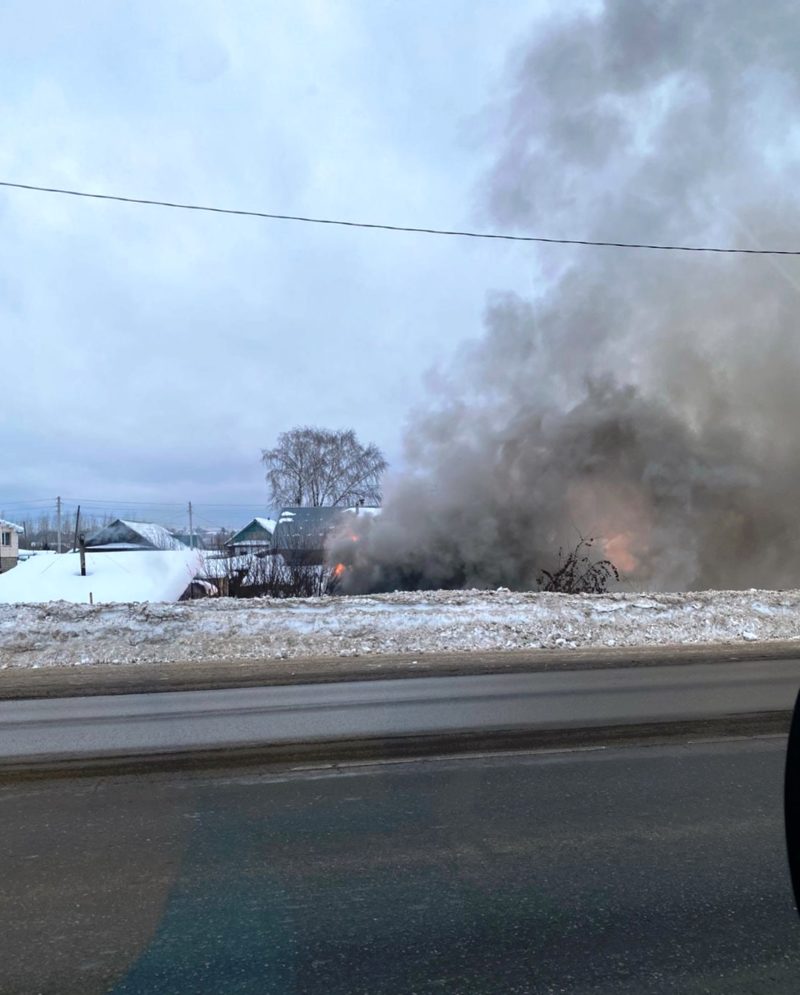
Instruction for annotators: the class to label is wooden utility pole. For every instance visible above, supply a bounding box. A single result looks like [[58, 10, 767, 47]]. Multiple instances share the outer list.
[[188, 501, 194, 548], [78, 532, 86, 577], [56, 496, 62, 553], [72, 505, 81, 554]]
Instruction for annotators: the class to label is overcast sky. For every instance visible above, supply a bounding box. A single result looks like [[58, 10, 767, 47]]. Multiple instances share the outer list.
[[0, 0, 564, 526]]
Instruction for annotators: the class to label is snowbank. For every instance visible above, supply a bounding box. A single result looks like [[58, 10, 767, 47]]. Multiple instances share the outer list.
[[1, 588, 800, 668], [0, 550, 203, 606]]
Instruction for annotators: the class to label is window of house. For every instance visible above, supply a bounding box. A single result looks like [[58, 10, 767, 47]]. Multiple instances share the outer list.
[[1, 532, 11, 546]]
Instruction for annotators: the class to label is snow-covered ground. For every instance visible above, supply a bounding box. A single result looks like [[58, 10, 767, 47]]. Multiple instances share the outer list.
[[1, 588, 800, 668], [0, 550, 203, 605]]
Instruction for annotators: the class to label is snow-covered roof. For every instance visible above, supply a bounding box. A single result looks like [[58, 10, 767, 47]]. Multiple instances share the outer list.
[[273, 507, 345, 542], [0, 518, 24, 534], [120, 520, 186, 549], [226, 517, 276, 547], [0, 549, 203, 604], [85, 519, 186, 551], [189, 578, 218, 596], [277, 507, 380, 524]]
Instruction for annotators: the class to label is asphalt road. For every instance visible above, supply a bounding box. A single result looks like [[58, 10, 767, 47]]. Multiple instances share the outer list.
[[2, 735, 799, 994], [3, 658, 800, 767]]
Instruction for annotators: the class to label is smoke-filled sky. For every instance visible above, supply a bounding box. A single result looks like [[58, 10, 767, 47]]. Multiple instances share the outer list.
[[341, 0, 800, 593], [0, 0, 545, 521], [6, 0, 800, 592]]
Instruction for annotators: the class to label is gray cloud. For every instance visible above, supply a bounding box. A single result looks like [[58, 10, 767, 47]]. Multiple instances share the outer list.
[[0, 0, 538, 521]]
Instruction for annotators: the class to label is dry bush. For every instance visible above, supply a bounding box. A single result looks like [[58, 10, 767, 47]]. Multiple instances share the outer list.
[[537, 536, 620, 594], [203, 552, 340, 599]]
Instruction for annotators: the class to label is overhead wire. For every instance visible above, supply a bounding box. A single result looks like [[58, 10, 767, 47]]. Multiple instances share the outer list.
[[2, 179, 799, 255], [60, 497, 266, 509]]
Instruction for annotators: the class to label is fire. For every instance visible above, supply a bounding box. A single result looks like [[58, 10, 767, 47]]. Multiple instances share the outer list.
[[333, 562, 346, 578], [566, 479, 649, 578], [603, 533, 639, 574]]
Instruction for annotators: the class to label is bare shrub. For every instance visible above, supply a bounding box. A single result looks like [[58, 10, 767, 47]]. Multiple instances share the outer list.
[[537, 537, 620, 594], [202, 552, 340, 599], [240, 554, 333, 599]]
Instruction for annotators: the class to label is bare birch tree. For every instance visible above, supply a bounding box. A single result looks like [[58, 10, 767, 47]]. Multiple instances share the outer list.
[[261, 427, 388, 507]]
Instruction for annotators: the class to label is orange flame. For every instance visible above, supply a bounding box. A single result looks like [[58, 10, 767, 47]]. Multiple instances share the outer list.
[[333, 562, 346, 578], [603, 533, 638, 574]]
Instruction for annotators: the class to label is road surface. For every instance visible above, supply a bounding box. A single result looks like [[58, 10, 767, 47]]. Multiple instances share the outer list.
[[2, 658, 800, 769], [0, 660, 800, 767], [1, 736, 798, 994]]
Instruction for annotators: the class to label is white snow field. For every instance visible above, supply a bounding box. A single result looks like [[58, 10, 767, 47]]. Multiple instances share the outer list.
[[1, 588, 800, 668], [0, 550, 203, 606]]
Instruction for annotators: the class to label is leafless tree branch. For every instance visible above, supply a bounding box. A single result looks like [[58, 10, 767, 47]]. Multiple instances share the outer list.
[[261, 426, 388, 508]]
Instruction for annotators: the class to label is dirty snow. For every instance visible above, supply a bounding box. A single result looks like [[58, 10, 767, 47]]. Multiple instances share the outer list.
[[1, 588, 800, 668]]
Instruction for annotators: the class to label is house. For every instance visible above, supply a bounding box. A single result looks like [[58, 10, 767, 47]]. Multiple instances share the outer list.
[[84, 519, 187, 552], [0, 548, 204, 604], [270, 507, 352, 565], [0, 519, 24, 573], [225, 517, 276, 556], [269, 506, 382, 565]]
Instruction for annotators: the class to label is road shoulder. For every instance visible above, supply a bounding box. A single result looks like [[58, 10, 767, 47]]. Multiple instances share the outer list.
[[3, 639, 800, 699]]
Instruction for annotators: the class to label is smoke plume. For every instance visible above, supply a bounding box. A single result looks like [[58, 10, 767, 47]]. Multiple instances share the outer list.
[[346, 1, 800, 592]]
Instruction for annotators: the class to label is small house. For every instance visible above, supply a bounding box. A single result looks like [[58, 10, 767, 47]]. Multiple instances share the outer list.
[[270, 507, 351, 565], [225, 517, 276, 556], [0, 519, 24, 573], [84, 519, 187, 552]]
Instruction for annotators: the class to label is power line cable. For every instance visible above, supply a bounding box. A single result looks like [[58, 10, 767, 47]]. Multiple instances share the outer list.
[[61, 497, 185, 507], [61, 497, 266, 509], [2, 179, 798, 256], [0, 499, 57, 507]]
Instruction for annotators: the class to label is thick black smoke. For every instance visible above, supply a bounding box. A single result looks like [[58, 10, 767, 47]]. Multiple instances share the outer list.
[[343, 1, 800, 592]]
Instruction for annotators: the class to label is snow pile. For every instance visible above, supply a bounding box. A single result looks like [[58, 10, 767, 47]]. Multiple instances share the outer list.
[[1, 588, 800, 668], [0, 550, 203, 606]]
